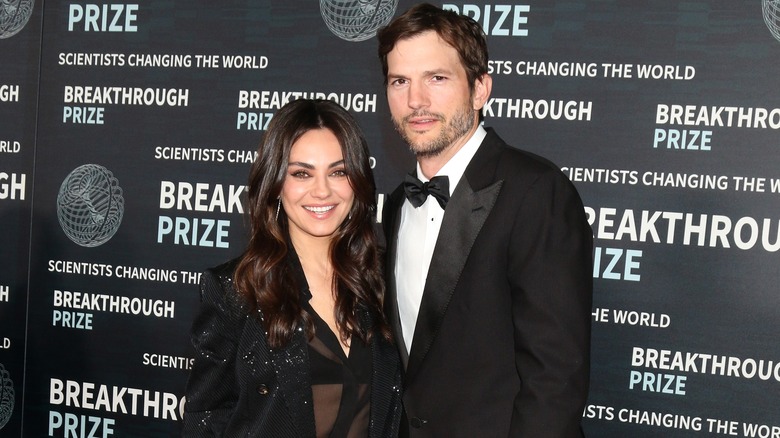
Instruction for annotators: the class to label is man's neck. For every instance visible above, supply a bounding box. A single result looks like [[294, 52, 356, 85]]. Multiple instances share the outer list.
[[417, 124, 479, 179]]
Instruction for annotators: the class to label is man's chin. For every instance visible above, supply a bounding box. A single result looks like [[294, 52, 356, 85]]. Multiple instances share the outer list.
[[410, 141, 447, 158]]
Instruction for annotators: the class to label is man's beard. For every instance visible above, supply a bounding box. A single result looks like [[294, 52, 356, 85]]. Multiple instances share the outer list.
[[392, 104, 476, 159]]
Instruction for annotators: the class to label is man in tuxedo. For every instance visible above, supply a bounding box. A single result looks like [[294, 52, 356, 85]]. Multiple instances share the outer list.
[[377, 4, 593, 437]]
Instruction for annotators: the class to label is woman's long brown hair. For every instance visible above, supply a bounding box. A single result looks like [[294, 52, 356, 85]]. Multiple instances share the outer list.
[[234, 99, 390, 348]]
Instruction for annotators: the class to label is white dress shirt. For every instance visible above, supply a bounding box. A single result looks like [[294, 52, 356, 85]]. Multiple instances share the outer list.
[[395, 126, 487, 353]]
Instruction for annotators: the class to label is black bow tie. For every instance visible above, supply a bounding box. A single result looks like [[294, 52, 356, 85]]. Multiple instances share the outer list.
[[403, 173, 450, 209]]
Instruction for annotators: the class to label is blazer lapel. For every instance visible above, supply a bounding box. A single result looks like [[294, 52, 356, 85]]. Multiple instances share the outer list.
[[383, 186, 411, 368], [268, 322, 316, 437], [389, 130, 508, 380], [267, 249, 316, 437], [405, 175, 503, 380]]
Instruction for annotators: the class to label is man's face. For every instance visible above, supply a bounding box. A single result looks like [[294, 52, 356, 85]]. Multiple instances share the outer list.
[[385, 31, 483, 159]]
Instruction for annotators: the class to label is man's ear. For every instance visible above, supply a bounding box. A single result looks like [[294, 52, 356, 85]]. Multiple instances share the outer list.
[[472, 73, 493, 110]]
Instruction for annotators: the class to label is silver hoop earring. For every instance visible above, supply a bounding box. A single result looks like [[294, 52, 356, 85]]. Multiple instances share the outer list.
[[275, 198, 281, 221]]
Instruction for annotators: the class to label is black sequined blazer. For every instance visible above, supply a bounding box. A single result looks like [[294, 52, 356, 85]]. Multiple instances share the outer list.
[[182, 258, 402, 437]]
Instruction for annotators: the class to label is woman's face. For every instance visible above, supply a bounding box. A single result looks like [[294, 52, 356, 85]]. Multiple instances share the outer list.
[[281, 128, 355, 244]]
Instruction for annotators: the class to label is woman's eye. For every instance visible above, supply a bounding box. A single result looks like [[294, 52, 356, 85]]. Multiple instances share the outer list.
[[291, 170, 309, 178]]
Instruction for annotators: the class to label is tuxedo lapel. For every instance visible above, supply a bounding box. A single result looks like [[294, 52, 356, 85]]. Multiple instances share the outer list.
[[383, 187, 410, 368], [389, 131, 508, 379], [405, 175, 503, 380]]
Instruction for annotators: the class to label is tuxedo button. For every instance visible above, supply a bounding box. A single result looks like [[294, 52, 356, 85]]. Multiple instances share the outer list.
[[409, 417, 426, 428], [256, 384, 269, 395]]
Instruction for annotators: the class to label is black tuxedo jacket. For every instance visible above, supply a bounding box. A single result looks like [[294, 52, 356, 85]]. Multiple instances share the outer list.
[[182, 258, 402, 437], [383, 129, 593, 437]]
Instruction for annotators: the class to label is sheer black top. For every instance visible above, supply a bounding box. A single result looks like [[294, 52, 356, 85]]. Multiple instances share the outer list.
[[303, 294, 373, 438]]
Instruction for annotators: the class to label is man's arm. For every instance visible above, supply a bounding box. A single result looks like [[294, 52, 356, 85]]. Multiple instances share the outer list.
[[508, 168, 593, 437]]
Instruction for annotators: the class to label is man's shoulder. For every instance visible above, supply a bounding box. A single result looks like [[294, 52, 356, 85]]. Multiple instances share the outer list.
[[482, 128, 563, 178]]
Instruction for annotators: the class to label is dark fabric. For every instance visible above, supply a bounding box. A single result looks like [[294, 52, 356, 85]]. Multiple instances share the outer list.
[[305, 297, 372, 438], [182, 257, 402, 437], [383, 128, 593, 438]]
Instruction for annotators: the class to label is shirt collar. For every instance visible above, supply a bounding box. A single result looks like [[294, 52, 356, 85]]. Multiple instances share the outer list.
[[415, 124, 486, 196]]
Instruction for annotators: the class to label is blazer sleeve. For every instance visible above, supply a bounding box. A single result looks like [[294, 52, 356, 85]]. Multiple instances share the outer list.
[[508, 168, 593, 437], [182, 267, 244, 437]]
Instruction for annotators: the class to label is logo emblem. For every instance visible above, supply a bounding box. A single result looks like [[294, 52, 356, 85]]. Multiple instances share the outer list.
[[57, 164, 125, 247], [0, 0, 34, 39], [0, 364, 13, 430], [320, 0, 398, 42], [763, 0, 780, 42]]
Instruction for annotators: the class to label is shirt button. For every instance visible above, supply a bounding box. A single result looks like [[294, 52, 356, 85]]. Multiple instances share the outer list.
[[257, 384, 269, 395], [410, 417, 426, 428]]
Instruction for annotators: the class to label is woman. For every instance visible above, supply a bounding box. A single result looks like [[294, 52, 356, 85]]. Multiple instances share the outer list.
[[182, 99, 401, 437]]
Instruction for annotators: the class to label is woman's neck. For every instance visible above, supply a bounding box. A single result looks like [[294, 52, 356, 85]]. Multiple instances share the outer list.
[[289, 233, 350, 355], [290, 234, 332, 275]]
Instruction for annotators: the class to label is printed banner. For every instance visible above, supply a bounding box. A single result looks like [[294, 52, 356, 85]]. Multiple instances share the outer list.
[[1, 1, 778, 436]]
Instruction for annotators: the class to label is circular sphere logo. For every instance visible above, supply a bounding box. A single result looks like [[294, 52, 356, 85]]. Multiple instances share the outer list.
[[0, 0, 34, 39], [320, 0, 398, 42], [0, 364, 13, 430], [764, 0, 780, 42], [57, 164, 125, 247]]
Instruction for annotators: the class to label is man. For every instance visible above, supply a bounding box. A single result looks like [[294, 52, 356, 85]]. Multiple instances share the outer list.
[[377, 4, 593, 437]]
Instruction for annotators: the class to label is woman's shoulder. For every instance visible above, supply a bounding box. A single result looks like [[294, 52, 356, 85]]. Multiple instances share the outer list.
[[205, 257, 240, 282], [198, 257, 246, 309]]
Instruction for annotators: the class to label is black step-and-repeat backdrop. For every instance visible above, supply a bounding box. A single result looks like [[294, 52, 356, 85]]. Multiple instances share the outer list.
[[2, 1, 779, 436]]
